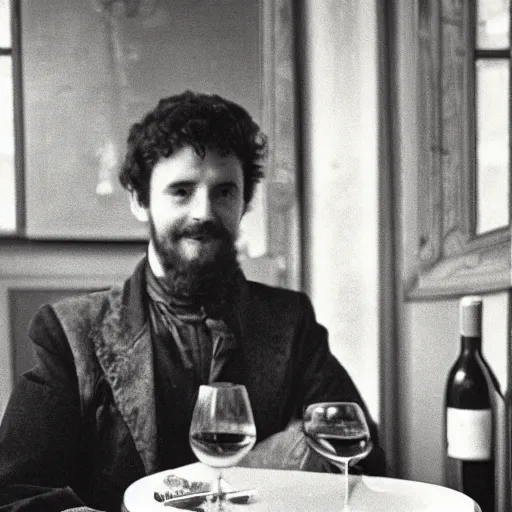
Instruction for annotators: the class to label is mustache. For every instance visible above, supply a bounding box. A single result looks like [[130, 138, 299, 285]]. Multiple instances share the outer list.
[[175, 221, 231, 241]]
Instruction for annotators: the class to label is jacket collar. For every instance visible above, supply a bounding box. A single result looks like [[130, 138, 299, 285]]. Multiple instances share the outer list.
[[93, 258, 159, 474]]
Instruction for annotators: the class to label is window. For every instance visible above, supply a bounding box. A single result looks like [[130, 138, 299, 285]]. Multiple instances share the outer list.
[[410, 0, 511, 298], [474, 0, 510, 234], [0, 0, 15, 233]]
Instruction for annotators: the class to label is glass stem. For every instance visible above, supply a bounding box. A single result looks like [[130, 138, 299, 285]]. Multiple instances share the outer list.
[[216, 468, 224, 511], [216, 469, 223, 496], [343, 460, 349, 511]]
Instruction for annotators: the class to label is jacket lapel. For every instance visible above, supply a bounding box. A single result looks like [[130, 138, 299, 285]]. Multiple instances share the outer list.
[[93, 260, 159, 475]]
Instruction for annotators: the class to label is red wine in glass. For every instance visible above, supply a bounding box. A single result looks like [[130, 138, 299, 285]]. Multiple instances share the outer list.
[[304, 402, 373, 511], [190, 383, 256, 511]]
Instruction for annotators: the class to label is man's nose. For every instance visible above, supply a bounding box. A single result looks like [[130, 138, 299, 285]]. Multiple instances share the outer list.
[[190, 189, 215, 222]]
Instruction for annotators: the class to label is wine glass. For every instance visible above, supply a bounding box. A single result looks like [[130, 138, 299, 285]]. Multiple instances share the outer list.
[[303, 402, 373, 511], [189, 383, 257, 511]]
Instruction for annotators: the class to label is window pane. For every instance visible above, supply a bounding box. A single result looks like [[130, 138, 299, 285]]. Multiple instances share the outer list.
[[475, 59, 509, 234], [0, 0, 11, 48], [476, 0, 510, 49], [0, 56, 15, 233]]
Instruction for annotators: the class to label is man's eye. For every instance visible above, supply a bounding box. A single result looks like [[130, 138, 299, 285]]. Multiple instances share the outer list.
[[171, 187, 190, 198], [218, 187, 235, 198]]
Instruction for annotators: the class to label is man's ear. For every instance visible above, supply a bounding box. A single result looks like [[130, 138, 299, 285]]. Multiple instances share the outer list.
[[129, 192, 149, 222]]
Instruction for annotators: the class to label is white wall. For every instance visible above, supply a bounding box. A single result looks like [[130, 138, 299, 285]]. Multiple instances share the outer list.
[[301, 0, 380, 422]]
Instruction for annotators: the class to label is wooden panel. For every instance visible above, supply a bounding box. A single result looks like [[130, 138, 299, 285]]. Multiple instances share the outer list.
[[417, 0, 442, 267]]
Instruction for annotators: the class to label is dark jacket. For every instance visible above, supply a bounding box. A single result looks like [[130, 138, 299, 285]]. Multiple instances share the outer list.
[[0, 260, 385, 512]]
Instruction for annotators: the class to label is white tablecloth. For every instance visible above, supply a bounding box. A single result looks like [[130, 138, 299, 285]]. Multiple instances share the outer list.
[[123, 462, 481, 512]]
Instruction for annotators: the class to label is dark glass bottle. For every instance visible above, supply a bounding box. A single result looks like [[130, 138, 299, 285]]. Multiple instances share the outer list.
[[444, 296, 496, 512]]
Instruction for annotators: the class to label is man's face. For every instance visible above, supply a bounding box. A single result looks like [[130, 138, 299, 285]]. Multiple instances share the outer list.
[[145, 146, 245, 273]]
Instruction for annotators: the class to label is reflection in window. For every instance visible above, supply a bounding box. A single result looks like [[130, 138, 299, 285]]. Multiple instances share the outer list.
[[474, 0, 510, 235], [0, 1, 15, 233]]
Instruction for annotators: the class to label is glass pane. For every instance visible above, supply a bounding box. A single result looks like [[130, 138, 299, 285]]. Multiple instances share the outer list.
[[476, 0, 510, 49], [475, 59, 509, 234], [0, 56, 15, 233], [0, 0, 11, 48]]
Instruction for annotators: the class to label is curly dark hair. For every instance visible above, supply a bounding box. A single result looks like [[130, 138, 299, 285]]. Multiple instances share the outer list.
[[119, 90, 267, 207]]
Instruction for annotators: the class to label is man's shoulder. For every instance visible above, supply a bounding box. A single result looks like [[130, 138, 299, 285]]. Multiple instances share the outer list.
[[27, 284, 127, 363], [244, 280, 312, 314], [50, 259, 145, 322], [50, 284, 124, 325], [54, 284, 122, 306], [246, 279, 303, 298]]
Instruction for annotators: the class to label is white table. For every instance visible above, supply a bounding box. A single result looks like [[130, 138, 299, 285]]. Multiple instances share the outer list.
[[123, 463, 481, 512]]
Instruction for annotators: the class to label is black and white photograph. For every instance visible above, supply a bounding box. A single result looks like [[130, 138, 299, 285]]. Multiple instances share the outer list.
[[0, 1, 510, 511]]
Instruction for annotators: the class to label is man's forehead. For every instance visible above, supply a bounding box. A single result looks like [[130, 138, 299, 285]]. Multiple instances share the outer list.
[[151, 146, 243, 184]]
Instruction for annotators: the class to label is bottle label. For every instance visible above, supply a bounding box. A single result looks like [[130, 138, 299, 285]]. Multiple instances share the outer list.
[[446, 408, 492, 460]]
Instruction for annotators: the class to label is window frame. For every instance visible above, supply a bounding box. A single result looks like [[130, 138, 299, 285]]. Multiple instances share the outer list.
[[408, 0, 511, 299], [0, 0, 21, 236], [11, 0, 24, 235]]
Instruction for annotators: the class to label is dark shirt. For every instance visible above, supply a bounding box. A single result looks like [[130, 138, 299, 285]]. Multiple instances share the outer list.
[[151, 318, 200, 470], [145, 264, 209, 470], [145, 263, 239, 470]]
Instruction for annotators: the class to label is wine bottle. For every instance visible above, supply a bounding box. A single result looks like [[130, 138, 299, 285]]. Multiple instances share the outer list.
[[444, 296, 496, 512]]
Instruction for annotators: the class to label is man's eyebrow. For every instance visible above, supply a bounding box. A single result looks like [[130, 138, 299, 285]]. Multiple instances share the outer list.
[[165, 181, 196, 189], [216, 182, 239, 189], [164, 181, 240, 190]]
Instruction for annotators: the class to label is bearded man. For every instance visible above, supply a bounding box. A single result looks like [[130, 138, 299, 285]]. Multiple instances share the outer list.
[[0, 91, 386, 512]]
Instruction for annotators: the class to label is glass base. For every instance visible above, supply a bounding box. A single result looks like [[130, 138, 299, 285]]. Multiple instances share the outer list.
[[203, 493, 230, 512]]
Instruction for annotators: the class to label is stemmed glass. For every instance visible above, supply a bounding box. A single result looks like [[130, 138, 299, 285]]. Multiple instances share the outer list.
[[190, 383, 257, 511], [303, 402, 373, 511]]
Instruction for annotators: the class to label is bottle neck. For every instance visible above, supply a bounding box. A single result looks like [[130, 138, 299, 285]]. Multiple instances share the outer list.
[[460, 335, 482, 354]]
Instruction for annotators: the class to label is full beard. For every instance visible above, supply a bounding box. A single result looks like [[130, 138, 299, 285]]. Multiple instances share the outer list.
[[150, 218, 241, 315]]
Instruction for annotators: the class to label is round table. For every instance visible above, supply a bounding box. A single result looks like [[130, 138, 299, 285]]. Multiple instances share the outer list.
[[123, 463, 481, 512]]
